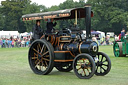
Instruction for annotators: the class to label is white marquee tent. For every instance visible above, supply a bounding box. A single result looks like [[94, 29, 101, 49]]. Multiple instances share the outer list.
[[0, 31, 19, 38]]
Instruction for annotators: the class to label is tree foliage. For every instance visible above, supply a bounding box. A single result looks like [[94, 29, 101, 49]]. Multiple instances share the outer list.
[[87, 0, 128, 34], [0, 0, 128, 34]]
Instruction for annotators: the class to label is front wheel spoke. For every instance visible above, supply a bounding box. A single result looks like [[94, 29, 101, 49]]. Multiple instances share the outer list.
[[77, 67, 82, 71], [88, 62, 91, 65], [80, 70, 84, 75], [87, 68, 90, 73], [83, 69, 86, 76], [87, 66, 91, 70], [81, 58, 86, 63], [76, 64, 82, 66], [78, 60, 82, 65]]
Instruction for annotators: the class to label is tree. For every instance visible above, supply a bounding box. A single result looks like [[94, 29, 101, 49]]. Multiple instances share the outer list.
[[87, 0, 128, 34], [0, 0, 31, 32], [22, 3, 41, 32], [0, 5, 5, 30]]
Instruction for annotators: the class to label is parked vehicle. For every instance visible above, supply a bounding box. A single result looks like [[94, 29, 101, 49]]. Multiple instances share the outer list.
[[106, 32, 114, 37]]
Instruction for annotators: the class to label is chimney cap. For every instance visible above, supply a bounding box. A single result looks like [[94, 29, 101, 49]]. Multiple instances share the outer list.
[[84, 4, 91, 7]]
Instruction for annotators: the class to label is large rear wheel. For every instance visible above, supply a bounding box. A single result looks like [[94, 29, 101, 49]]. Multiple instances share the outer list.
[[28, 39, 54, 75], [113, 42, 125, 57]]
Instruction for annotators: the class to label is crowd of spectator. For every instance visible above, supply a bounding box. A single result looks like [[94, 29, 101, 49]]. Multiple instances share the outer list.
[[0, 36, 30, 48], [92, 35, 111, 46]]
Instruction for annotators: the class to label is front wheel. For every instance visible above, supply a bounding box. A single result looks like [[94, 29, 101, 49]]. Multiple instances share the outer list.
[[73, 53, 96, 79]]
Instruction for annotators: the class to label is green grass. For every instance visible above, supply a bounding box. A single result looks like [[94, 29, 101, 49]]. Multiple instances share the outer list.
[[0, 46, 128, 85]]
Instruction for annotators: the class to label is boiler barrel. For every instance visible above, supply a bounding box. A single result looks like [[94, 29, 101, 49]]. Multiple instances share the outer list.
[[62, 41, 98, 56], [79, 41, 98, 56]]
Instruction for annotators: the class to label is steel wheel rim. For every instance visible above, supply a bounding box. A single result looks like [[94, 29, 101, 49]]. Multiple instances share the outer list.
[[75, 58, 91, 77], [95, 52, 111, 75], [73, 54, 95, 79], [114, 43, 120, 57]]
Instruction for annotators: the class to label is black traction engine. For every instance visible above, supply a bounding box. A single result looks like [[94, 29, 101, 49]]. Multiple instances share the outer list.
[[22, 5, 111, 79]]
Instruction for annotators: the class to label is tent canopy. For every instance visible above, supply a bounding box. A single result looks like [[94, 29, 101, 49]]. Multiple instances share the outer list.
[[91, 31, 101, 35]]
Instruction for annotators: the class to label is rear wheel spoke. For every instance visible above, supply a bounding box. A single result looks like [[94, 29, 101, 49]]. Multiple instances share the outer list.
[[35, 61, 40, 68], [43, 58, 50, 61], [45, 61, 48, 66], [35, 59, 39, 64], [33, 48, 43, 56], [42, 51, 49, 56], [38, 43, 42, 52], [32, 57, 38, 59], [42, 61, 46, 68], [40, 44, 44, 53]]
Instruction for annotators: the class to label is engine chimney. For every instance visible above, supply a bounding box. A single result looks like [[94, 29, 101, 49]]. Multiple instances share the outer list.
[[85, 4, 91, 40]]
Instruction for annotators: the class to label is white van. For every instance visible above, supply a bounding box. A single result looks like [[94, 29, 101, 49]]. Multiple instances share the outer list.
[[106, 32, 114, 37]]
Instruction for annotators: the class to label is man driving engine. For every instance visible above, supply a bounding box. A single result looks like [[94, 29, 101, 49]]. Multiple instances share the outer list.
[[46, 18, 57, 33]]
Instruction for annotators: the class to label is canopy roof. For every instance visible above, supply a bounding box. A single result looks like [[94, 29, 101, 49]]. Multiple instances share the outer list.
[[22, 7, 93, 21]]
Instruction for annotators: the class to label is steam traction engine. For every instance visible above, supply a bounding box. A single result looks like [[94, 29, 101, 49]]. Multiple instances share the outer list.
[[113, 35, 128, 57], [22, 5, 111, 79]]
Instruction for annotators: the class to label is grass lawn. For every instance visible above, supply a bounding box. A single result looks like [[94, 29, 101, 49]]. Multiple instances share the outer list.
[[0, 46, 128, 85]]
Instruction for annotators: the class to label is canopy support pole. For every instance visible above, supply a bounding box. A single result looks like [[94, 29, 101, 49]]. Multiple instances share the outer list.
[[75, 10, 77, 25]]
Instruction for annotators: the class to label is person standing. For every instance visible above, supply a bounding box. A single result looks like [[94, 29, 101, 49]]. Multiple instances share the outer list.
[[0, 38, 3, 48], [32, 20, 44, 40], [46, 18, 57, 33], [12, 39, 14, 48], [121, 28, 125, 38]]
